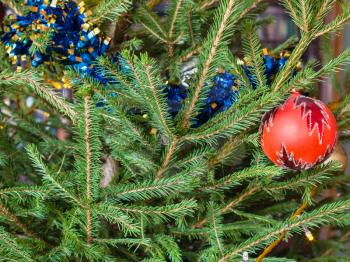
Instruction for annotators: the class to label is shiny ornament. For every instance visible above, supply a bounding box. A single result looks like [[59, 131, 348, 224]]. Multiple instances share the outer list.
[[260, 91, 338, 170], [324, 143, 348, 172]]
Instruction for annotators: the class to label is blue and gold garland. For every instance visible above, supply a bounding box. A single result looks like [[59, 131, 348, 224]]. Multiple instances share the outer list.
[[1, 0, 112, 84], [165, 49, 292, 126], [1, 0, 293, 127]]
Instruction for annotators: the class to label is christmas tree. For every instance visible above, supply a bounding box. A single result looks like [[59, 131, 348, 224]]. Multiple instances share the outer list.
[[0, 0, 350, 261]]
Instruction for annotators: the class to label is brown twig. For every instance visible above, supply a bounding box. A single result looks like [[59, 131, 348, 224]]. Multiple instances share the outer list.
[[200, 0, 219, 10], [188, 8, 196, 48], [167, 0, 183, 58], [156, 137, 179, 180], [84, 96, 92, 244], [179, 45, 202, 62], [256, 187, 317, 261]]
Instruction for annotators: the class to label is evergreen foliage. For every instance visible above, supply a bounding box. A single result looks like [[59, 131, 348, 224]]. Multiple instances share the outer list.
[[0, 0, 350, 261]]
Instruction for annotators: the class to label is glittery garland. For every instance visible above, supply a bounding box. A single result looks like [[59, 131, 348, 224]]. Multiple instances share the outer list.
[[1, 0, 113, 85], [1, 0, 297, 128], [165, 49, 294, 127]]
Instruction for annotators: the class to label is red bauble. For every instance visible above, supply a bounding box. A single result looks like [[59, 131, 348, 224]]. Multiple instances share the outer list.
[[260, 92, 338, 170]]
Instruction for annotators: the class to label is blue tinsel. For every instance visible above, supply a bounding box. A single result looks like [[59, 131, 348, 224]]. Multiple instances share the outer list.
[[1, 0, 290, 128], [1, 0, 112, 83], [164, 53, 289, 127]]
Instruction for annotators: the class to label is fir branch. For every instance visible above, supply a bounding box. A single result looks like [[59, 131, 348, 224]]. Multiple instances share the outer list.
[[199, 0, 218, 10], [316, 46, 350, 79], [282, 39, 350, 93], [74, 93, 102, 202], [108, 140, 156, 177], [0, 152, 7, 167], [237, 0, 264, 21], [95, 204, 141, 236], [272, 36, 299, 55], [187, 8, 196, 48], [124, 52, 175, 138], [155, 235, 182, 262], [176, 147, 211, 170], [183, 91, 281, 144], [315, 6, 350, 38], [193, 186, 260, 228], [179, 44, 202, 62], [300, 0, 310, 32], [203, 165, 282, 192], [180, 0, 265, 128], [0, 204, 44, 244], [90, 0, 132, 23], [0, 227, 33, 262], [84, 96, 92, 244], [111, 200, 197, 222], [108, 174, 195, 202], [25, 144, 83, 207], [180, 0, 239, 129], [208, 203, 224, 257], [219, 199, 350, 261], [136, 7, 168, 43], [207, 133, 254, 167], [272, 33, 314, 92], [233, 210, 278, 226], [156, 136, 179, 180], [97, 56, 141, 97], [173, 221, 264, 239], [167, 0, 184, 57], [267, 163, 340, 193], [242, 22, 266, 87], [283, 65, 316, 92], [0, 186, 47, 201], [0, 70, 77, 123], [220, 186, 260, 214], [102, 113, 151, 148], [256, 187, 317, 261], [171, 227, 209, 238], [314, 0, 335, 23], [29, 32, 52, 56], [229, 56, 254, 90], [197, 88, 266, 129], [281, 0, 301, 29], [96, 238, 151, 248], [142, 55, 175, 137]]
